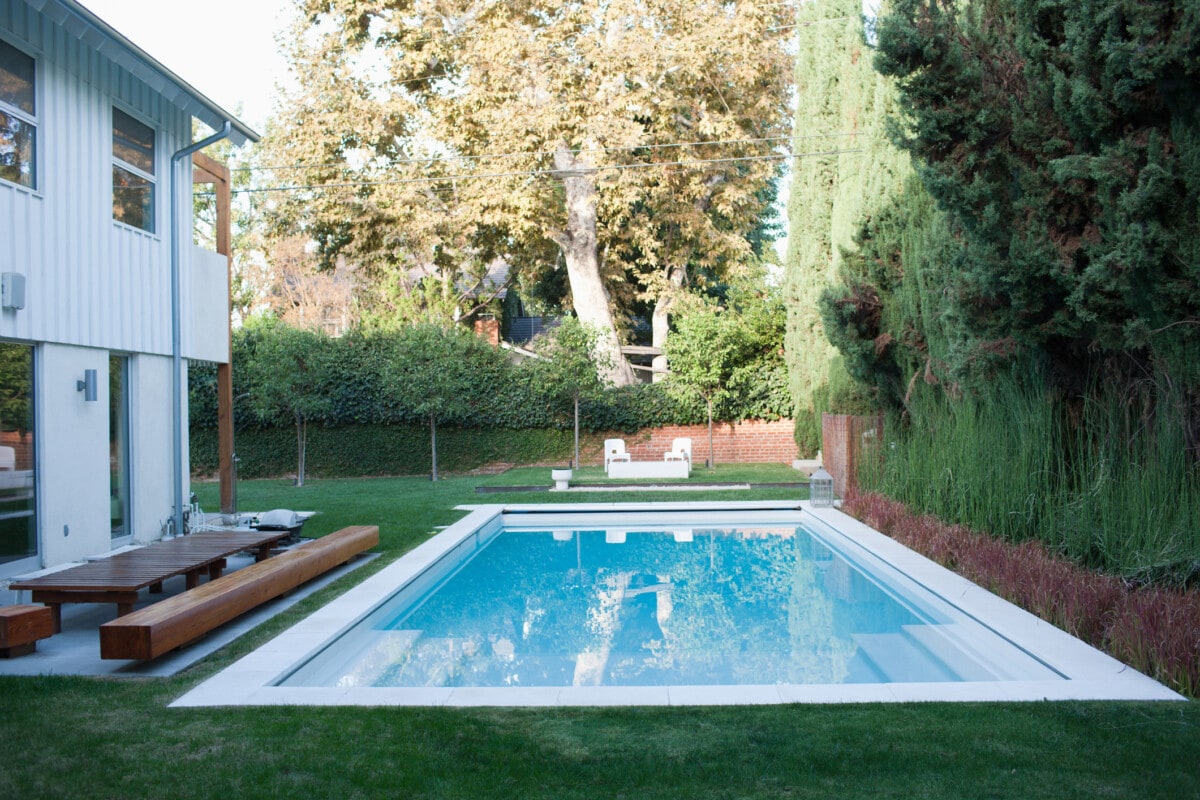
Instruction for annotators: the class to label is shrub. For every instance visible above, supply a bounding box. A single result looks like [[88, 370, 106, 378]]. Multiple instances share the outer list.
[[845, 490, 1199, 698]]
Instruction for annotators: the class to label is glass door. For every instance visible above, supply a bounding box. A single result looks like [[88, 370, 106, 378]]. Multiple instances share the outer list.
[[110, 355, 130, 541], [0, 343, 35, 566]]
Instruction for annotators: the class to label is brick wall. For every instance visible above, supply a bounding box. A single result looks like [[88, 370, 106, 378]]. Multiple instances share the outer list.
[[592, 419, 798, 466], [0, 431, 33, 470]]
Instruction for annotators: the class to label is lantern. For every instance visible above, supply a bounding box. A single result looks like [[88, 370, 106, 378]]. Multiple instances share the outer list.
[[810, 467, 835, 508]]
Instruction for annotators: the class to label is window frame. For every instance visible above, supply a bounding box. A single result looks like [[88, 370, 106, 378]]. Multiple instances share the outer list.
[[0, 35, 39, 192], [111, 105, 158, 234]]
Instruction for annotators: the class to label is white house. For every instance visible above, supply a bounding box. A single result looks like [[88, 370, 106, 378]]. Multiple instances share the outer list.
[[0, 0, 258, 580]]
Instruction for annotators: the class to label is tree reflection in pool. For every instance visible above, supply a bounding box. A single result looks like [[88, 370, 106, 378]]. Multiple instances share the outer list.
[[286, 525, 968, 689]]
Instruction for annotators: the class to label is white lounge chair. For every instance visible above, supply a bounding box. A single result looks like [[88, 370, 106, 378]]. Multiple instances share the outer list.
[[664, 437, 692, 469], [604, 438, 632, 471]]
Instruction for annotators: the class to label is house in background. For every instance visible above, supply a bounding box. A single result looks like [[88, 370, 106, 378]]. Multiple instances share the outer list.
[[0, 0, 257, 579]]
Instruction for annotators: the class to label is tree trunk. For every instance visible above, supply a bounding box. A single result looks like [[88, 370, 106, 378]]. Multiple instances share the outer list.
[[706, 397, 715, 470], [295, 414, 306, 487], [430, 411, 438, 482], [651, 265, 687, 382], [573, 393, 580, 468], [550, 143, 635, 387]]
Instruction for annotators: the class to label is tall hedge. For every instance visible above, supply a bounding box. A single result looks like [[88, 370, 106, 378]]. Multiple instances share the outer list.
[[784, 0, 910, 454], [189, 313, 792, 477]]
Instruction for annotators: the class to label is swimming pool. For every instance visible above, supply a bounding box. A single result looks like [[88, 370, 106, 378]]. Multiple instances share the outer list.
[[174, 502, 1183, 706]]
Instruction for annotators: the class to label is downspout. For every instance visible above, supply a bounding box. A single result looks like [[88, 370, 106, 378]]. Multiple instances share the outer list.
[[170, 121, 232, 537]]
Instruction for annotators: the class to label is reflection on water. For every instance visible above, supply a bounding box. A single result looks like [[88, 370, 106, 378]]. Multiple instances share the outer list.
[[286, 525, 1018, 689]]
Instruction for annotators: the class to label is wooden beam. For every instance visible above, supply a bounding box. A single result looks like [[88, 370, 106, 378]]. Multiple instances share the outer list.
[[192, 151, 236, 513]]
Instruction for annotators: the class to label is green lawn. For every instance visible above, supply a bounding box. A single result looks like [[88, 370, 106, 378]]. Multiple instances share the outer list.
[[1, 472, 1196, 800]]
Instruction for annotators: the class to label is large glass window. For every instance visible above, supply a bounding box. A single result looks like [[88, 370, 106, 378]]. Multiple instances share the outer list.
[[0, 39, 37, 190], [110, 356, 130, 541], [112, 108, 155, 232], [0, 343, 35, 566]]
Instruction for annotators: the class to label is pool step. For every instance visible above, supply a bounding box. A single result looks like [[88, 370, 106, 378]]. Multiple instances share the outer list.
[[853, 624, 996, 683], [899, 625, 997, 681]]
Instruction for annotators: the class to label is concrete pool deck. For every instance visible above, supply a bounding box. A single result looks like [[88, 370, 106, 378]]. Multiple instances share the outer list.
[[172, 502, 1184, 707]]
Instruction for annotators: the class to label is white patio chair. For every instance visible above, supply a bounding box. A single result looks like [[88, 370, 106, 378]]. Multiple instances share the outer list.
[[604, 438, 632, 471], [664, 437, 692, 468]]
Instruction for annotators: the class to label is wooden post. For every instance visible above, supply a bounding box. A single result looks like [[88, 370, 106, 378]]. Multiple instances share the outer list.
[[193, 152, 236, 514]]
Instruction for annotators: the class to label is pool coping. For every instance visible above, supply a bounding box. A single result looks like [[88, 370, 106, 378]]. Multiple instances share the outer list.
[[171, 501, 1184, 707]]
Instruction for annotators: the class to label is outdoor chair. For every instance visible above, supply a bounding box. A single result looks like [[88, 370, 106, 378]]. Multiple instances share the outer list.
[[604, 438, 632, 471], [664, 437, 692, 468]]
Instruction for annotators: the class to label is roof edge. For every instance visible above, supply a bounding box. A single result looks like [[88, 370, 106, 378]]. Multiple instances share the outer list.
[[53, 0, 261, 146]]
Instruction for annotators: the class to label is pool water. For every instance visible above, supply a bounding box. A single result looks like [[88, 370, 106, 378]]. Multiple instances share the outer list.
[[281, 520, 1061, 689]]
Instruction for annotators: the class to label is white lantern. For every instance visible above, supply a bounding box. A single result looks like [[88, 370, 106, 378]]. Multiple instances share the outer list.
[[810, 467, 835, 508]]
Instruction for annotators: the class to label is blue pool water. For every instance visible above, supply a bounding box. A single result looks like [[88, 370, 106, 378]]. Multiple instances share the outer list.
[[280, 518, 1063, 689]]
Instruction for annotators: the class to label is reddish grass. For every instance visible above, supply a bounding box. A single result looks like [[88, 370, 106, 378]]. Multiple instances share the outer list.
[[844, 489, 1200, 698]]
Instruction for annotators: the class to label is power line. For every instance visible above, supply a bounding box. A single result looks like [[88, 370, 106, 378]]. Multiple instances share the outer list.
[[214, 148, 860, 197], [234, 133, 858, 174]]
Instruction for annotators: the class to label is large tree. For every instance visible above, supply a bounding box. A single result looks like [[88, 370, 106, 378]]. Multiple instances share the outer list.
[[263, 0, 793, 383]]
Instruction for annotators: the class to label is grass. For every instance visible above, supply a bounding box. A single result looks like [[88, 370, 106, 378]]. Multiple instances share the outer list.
[[1, 472, 1197, 799], [868, 378, 1200, 585]]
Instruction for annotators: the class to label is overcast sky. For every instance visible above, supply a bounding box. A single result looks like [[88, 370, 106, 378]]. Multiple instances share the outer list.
[[79, 0, 293, 132]]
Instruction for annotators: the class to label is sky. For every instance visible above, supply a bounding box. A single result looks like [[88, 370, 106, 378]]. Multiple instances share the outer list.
[[79, 0, 293, 133]]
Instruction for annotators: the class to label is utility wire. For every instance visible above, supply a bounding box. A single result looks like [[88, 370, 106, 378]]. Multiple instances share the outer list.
[[234, 133, 858, 174], [211, 149, 860, 197]]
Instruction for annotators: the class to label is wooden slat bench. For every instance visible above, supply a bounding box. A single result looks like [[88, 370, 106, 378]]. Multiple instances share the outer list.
[[99, 525, 378, 661], [0, 604, 54, 657]]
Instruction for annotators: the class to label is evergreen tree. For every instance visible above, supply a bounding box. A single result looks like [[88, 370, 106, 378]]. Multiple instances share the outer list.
[[784, 0, 909, 453]]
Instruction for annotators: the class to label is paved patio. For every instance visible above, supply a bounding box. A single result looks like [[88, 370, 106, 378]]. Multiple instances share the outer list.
[[0, 548, 375, 678]]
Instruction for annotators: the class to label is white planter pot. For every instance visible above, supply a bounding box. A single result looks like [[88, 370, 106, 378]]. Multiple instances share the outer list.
[[550, 469, 573, 491]]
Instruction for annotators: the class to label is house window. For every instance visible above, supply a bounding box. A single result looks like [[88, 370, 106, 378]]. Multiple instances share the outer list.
[[112, 108, 156, 232], [0, 39, 37, 190]]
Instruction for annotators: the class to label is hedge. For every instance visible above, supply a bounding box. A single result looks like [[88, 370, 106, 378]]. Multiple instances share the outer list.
[[190, 424, 576, 479], [188, 325, 791, 433]]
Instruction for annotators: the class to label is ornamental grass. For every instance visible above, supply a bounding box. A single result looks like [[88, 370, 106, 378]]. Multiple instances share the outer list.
[[844, 489, 1200, 698]]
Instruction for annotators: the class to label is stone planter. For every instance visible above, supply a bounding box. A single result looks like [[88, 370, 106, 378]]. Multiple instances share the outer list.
[[550, 469, 573, 491]]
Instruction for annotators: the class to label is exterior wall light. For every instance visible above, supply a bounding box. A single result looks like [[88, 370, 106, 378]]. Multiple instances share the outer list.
[[77, 368, 97, 401]]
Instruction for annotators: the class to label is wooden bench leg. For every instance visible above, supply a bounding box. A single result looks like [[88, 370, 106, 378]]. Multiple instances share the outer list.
[[185, 570, 201, 590], [209, 559, 227, 581], [117, 601, 135, 617], [150, 582, 164, 594], [0, 642, 37, 658], [48, 603, 62, 634]]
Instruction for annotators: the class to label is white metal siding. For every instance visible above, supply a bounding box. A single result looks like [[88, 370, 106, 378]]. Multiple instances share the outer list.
[[0, 5, 201, 358]]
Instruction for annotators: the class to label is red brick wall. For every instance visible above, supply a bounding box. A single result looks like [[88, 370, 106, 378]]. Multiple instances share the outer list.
[[593, 420, 798, 466], [0, 431, 33, 470]]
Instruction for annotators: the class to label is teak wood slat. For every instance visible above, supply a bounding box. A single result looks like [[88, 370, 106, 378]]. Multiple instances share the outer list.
[[9, 530, 296, 630], [99, 525, 378, 661]]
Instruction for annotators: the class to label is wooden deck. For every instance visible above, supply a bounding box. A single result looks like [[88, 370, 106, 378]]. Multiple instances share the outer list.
[[9, 530, 296, 631]]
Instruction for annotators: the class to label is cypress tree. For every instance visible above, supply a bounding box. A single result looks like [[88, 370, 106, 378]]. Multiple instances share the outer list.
[[785, 0, 910, 452]]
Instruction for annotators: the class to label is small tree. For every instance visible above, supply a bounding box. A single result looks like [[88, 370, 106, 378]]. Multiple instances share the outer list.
[[664, 302, 750, 470], [387, 324, 503, 481], [243, 319, 334, 487], [528, 318, 612, 468]]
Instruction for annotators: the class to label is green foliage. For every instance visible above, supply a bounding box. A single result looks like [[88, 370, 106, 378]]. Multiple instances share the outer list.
[[191, 424, 573, 479], [784, 0, 909, 454], [864, 372, 1200, 586], [189, 319, 792, 456], [240, 317, 336, 485], [870, 0, 1200, 391]]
